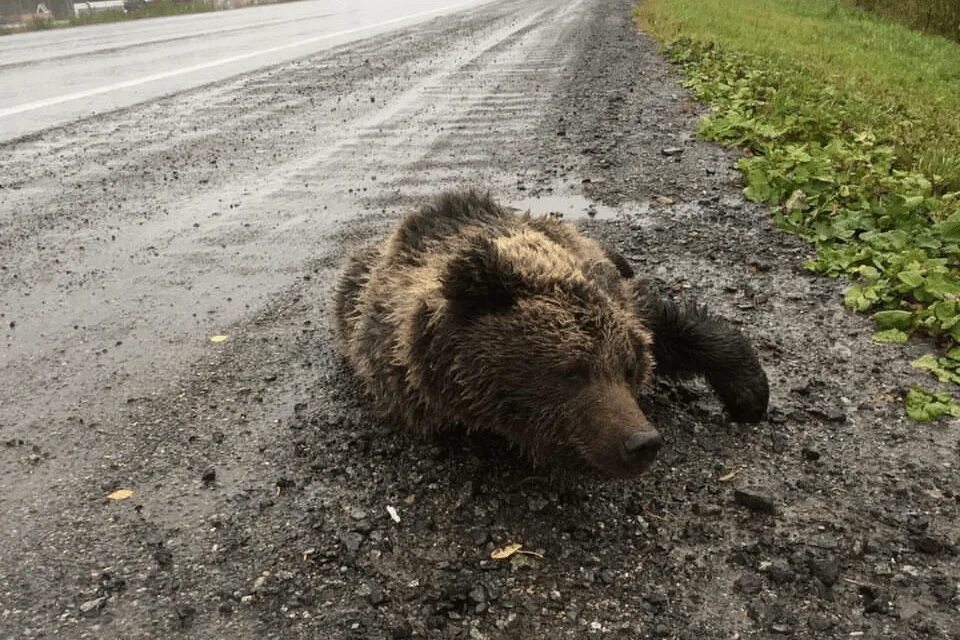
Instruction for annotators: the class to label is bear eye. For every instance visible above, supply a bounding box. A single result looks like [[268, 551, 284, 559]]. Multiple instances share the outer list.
[[562, 365, 591, 384]]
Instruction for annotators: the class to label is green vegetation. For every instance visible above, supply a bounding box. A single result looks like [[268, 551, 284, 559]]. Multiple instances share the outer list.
[[636, 0, 960, 420], [848, 0, 960, 43], [2, 0, 221, 34], [70, 1, 217, 26]]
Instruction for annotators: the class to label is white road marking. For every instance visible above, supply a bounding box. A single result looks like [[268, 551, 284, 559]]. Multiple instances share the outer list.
[[0, 0, 479, 120]]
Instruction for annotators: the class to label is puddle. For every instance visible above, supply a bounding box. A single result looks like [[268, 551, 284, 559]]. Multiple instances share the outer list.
[[509, 193, 621, 220]]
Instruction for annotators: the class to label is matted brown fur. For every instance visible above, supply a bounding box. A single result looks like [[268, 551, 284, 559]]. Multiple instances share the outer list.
[[334, 190, 660, 477]]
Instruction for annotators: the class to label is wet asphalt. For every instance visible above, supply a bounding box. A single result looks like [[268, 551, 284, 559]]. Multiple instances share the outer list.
[[1, 0, 958, 638]]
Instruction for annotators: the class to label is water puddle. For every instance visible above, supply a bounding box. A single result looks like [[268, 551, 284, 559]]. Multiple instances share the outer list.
[[509, 193, 621, 220]]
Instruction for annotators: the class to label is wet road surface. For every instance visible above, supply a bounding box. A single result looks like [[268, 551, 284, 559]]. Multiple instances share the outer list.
[[2, 0, 958, 637], [0, 0, 487, 141]]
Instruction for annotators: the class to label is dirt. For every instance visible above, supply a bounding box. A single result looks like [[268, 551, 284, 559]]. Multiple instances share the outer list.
[[1, 0, 958, 638]]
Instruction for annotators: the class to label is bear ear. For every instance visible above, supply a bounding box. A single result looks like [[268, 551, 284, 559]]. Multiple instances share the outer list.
[[441, 236, 521, 317], [601, 244, 635, 279]]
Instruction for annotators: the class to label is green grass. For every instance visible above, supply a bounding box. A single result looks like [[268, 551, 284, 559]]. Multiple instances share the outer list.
[[636, 0, 960, 421], [2, 0, 226, 34], [69, 0, 218, 26], [846, 0, 960, 43]]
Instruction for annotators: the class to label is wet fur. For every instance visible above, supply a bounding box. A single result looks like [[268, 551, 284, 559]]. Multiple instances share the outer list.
[[334, 189, 769, 473]]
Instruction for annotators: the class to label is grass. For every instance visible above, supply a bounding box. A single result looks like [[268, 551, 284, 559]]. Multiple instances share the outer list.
[[636, 0, 960, 421], [846, 0, 960, 43], [1, 0, 235, 34], [70, 1, 217, 26]]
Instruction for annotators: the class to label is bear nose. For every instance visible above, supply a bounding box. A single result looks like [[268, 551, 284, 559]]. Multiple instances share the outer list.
[[621, 431, 663, 466]]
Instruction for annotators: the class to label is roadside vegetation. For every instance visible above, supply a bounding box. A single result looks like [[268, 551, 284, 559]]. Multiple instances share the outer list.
[[70, 0, 217, 26], [636, 0, 960, 421], [847, 0, 960, 43], [0, 0, 265, 35]]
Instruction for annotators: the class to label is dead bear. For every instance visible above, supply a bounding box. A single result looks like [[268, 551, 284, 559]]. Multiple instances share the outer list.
[[333, 190, 768, 477]]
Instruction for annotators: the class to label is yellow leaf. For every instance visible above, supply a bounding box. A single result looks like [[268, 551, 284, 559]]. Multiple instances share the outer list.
[[107, 488, 133, 501], [490, 542, 522, 560], [209, 335, 228, 343], [719, 468, 741, 482]]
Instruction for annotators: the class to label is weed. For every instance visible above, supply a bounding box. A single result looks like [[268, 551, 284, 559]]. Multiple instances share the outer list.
[[637, 0, 960, 420]]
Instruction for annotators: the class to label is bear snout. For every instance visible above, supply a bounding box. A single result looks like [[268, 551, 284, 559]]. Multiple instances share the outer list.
[[621, 430, 663, 468]]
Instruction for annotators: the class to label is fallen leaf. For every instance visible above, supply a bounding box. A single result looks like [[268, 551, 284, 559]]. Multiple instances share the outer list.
[[490, 542, 522, 560], [209, 335, 228, 343], [107, 488, 133, 501], [718, 468, 741, 482]]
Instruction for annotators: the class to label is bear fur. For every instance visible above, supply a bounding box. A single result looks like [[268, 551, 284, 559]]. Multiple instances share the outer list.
[[334, 189, 768, 477]]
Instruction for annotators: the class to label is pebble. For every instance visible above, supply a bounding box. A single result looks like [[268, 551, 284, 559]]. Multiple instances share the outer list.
[[661, 147, 684, 156], [693, 503, 722, 516], [468, 585, 487, 604], [807, 557, 839, 587], [763, 559, 795, 584], [340, 532, 364, 552], [808, 614, 834, 631], [734, 488, 777, 515], [367, 583, 387, 607], [735, 573, 762, 595], [915, 534, 947, 555]]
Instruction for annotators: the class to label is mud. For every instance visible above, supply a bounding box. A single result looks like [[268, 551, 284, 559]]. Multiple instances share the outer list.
[[1, 0, 957, 638]]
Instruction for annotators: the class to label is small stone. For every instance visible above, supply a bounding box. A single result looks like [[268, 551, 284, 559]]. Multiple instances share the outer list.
[[693, 503, 722, 516], [368, 584, 387, 607], [763, 559, 795, 584], [801, 448, 821, 461], [468, 585, 486, 604], [735, 573, 762, 595], [352, 519, 374, 534], [252, 576, 268, 592], [390, 623, 413, 639], [340, 532, 364, 553], [528, 496, 548, 512], [661, 147, 684, 156], [808, 557, 839, 587], [864, 592, 891, 614], [201, 468, 216, 484], [471, 529, 489, 546], [734, 488, 777, 515], [824, 408, 846, 423], [915, 534, 946, 555], [808, 614, 834, 632], [829, 342, 853, 361], [896, 596, 924, 621]]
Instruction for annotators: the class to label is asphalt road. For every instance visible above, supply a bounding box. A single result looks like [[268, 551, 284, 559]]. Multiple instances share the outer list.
[[1, 0, 957, 638], [0, 0, 487, 141]]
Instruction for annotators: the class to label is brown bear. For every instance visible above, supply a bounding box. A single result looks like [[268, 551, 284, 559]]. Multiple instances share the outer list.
[[333, 190, 768, 477]]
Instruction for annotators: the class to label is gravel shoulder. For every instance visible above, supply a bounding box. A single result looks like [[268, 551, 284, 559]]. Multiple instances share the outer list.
[[1, 0, 957, 638]]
